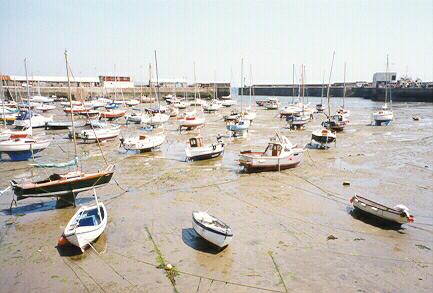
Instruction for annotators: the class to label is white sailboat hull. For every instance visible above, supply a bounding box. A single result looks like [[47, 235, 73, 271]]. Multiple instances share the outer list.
[[0, 138, 51, 152], [80, 126, 120, 142], [122, 134, 165, 151], [14, 115, 53, 128]]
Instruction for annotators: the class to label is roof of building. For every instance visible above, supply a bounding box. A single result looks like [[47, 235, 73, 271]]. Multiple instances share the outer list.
[[9, 75, 100, 83]]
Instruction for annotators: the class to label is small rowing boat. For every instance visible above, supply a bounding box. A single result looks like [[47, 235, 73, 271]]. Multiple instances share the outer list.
[[350, 194, 414, 225], [58, 199, 107, 251], [192, 211, 233, 248]]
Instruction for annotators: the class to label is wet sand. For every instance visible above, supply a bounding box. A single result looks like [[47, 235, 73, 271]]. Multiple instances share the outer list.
[[0, 97, 432, 292]]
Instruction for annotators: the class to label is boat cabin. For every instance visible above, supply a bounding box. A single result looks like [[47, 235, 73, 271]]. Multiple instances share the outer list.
[[189, 136, 204, 148]]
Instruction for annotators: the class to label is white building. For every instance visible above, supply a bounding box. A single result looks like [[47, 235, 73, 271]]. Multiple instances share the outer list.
[[99, 76, 134, 88], [373, 72, 397, 87], [149, 78, 188, 88], [6, 75, 99, 87]]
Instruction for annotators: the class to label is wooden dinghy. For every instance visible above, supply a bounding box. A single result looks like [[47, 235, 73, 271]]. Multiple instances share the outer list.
[[10, 165, 114, 200], [350, 194, 414, 225], [192, 211, 233, 248], [58, 201, 107, 251]]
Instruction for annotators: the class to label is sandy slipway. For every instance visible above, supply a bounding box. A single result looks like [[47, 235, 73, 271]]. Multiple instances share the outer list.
[[0, 96, 432, 292]]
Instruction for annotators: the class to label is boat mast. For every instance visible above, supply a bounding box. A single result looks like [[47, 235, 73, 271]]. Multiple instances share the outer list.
[[385, 54, 389, 106], [0, 74, 6, 127], [326, 51, 336, 119], [240, 58, 243, 112], [214, 70, 217, 101], [249, 64, 252, 108], [301, 65, 305, 114], [343, 62, 346, 108], [24, 58, 32, 136], [113, 64, 117, 102], [291, 64, 295, 104], [251, 65, 255, 108], [154, 50, 161, 109], [193, 62, 197, 112], [321, 71, 325, 104], [64, 50, 79, 170]]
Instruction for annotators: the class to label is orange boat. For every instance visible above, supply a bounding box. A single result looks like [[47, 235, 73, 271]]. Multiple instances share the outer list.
[[100, 109, 126, 120]]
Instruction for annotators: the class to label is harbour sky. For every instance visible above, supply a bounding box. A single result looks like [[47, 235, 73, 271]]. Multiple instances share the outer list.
[[0, 0, 432, 84]]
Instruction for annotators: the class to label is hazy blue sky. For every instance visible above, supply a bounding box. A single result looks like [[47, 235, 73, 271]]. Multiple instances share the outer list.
[[0, 0, 432, 84]]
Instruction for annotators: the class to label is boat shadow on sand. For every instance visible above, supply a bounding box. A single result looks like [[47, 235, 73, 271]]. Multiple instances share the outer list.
[[1, 196, 94, 216], [182, 228, 228, 254], [348, 207, 407, 232]]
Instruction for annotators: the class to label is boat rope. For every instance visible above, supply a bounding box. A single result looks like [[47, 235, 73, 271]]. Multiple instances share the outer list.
[[268, 251, 288, 293], [88, 242, 137, 289], [70, 260, 107, 293], [108, 249, 285, 293], [61, 258, 92, 293]]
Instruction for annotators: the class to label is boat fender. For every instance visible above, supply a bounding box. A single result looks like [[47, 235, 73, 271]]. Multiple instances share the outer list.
[[57, 235, 70, 246]]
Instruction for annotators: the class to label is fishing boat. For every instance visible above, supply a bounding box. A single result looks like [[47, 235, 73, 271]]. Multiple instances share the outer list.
[[80, 123, 120, 143], [13, 110, 53, 129], [239, 133, 303, 172], [192, 211, 233, 248], [185, 135, 224, 161], [322, 113, 348, 132], [10, 165, 114, 200], [311, 128, 336, 144], [350, 194, 414, 225], [99, 109, 126, 120], [58, 199, 107, 251], [120, 133, 165, 152]]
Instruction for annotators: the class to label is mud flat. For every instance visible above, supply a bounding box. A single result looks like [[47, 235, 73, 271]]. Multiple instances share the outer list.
[[0, 97, 432, 292]]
